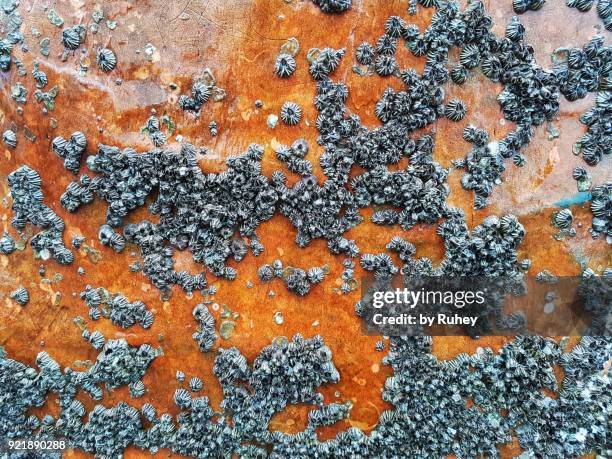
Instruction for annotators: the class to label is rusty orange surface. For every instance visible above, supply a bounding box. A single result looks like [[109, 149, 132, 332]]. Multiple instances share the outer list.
[[0, 1, 610, 458]]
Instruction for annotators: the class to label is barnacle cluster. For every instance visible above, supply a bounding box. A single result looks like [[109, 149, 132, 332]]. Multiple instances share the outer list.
[[0, 1, 610, 457], [142, 115, 167, 147], [274, 138, 313, 176], [60, 175, 97, 212], [513, 0, 546, 14], [192, 303, 216, 352], [310, 0, 352, 14], [589, 182, 611, 240], [178, 77, 212, 114], [80, 285, 154, 329], [8, 166, 73, 264], [0, 1, 23, 72], [83, 143, 276, 290], [52, 131, 87, 174], [0, 333, 609, 457], [566, 0, 612, 30], [576, 92, 611, 166], [257, 259, 327, 295]]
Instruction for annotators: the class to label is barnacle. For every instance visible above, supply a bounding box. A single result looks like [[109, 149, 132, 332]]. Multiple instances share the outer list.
[[384, 16, 406, 37], [10, 287, 29, 306], [275, 53, 296, 78], [189, 377, 203, 392], [2, 129, 16, 149], [566, 0, 595, 12], [0, 232, 16, 255], [553, 208, 574, 229], [459, 44, 481, 68], [444, 99, 467, 121], [375, 34, 397, 56], [258, 264, 274, 281], [505, 16, 526, 41], [450, 65, 468, 84], [96, 48, 117, 72], [128, 380, 145, 398], [280, 101, 302, 125], [62, 25, 85, 50], [374, 55, 398, 76], [355, 42, 375, 65]]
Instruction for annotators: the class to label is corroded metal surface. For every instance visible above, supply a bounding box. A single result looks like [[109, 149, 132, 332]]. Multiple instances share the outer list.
[[0, 1, 610, 457]]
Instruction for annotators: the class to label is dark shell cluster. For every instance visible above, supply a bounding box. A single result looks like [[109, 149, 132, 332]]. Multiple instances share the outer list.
[[60, 175, 97, 212], [589, 182, 611, 240], [192, 303, 216, 352], [8, 166, 73, 264], [513, 0, 546, 14], [576, 91, 611, 166], [80, 285, 154, 329], [566, 0, 612, 30], [310, 0, 352, 14], [1, 2, 610, 457], [52, 131, 87, 174], [257, 259, 327, 295], [0, 1, 24, 72], [82, 142, 276, 291], [178, 78, 212, 114], [1, 332, 609, 457], [274, 138, 313, 176]]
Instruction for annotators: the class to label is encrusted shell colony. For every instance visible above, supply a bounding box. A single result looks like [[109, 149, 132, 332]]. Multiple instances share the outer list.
[[0, 1, 610, 457]]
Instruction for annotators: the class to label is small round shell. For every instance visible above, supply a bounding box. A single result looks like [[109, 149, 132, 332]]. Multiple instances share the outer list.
[[11, 287, 29, 306], [375, 55, 398, 76], [355, 42, 375, 65], [129, 380, 146, 398], [444, 99, 467, 122], [275, 53, 296, 78], [0, 233, 16, 255], [2, 130, 17, 149], [189, 376, 203, 392], [450, 66, 468, 85], [280, 102, 302, 126], [96, 48, 117, 72], [62, 26, 84, 50]]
